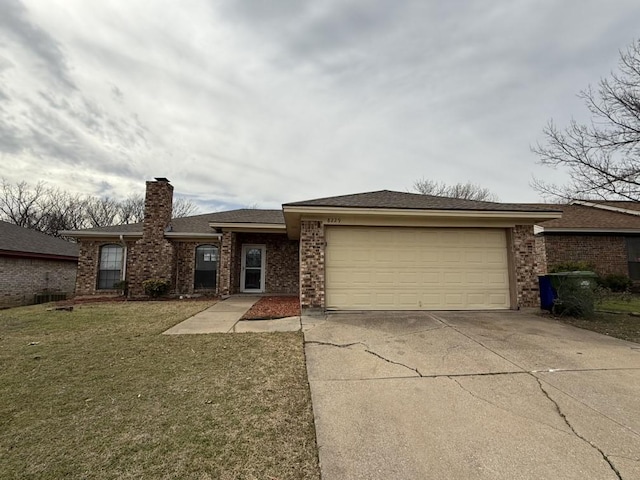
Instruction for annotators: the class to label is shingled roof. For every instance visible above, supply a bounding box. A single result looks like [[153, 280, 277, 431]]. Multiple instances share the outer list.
[[284, 190, 562, 213], [538, 204, 640, 230], [68, 209, 285, 235], [0, 221, 78, 259]]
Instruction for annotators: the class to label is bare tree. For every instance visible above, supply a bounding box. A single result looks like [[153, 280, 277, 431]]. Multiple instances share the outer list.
[[0, 178, 200, 235], [84, 197, 121, 228], [412, 178, 499, 201], [532, 39, 640, 201], [119, 194, 145, 224], [172, 197, 199, 218], [0, 179, 53, 230]]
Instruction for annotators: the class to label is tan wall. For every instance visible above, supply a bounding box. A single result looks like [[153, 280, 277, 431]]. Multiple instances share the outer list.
[[0, 256, 77, 308]]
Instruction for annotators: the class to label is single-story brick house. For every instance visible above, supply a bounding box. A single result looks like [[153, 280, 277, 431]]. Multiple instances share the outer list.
[[0, 220, 79, 308], [62, 178, 562, 311], [535, 200, 640, 280]]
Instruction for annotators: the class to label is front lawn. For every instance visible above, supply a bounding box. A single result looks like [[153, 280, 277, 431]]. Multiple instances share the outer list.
[[0, 301, 319, 480], [597, 293, 640, 313]]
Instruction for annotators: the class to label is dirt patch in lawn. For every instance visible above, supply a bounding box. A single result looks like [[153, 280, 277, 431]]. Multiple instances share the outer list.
[[242, 296, 300, 320], [553, 312, 640, 344]]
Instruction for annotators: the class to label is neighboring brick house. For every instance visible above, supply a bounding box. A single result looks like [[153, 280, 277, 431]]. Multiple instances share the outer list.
[[0, 220, 78, 308], [63, 178, 561, 312], [535, 200, 640, 280]]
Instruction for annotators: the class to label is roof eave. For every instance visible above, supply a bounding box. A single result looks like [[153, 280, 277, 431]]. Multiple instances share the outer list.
[[570, 200, 640, 216], [282, 205, 562, 218], [208, 222, 286, 234], [0, 249, 78, 261], [539, 227, 640, 234], [59, 230, 144, 239], [283, 206, 562, 239], [164, 232, 222, 239]]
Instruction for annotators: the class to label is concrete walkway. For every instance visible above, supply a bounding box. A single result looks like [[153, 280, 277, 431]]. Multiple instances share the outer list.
[[163, 296, 301, 334]]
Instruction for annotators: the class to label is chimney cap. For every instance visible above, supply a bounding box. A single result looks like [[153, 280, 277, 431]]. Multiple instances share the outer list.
[[154, 177, 170, 183]]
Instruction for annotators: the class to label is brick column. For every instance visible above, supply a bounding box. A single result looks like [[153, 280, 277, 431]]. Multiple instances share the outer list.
[[218, 232, 234, 296], [512, 225, 540, 308], [299, 220, 325, 310]]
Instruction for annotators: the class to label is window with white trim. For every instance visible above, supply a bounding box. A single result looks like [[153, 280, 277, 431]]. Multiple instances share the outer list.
[[98, 244, 123, 289]]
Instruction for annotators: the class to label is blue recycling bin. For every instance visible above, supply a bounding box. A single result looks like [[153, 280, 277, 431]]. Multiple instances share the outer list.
[[538, 275, 556, 311]]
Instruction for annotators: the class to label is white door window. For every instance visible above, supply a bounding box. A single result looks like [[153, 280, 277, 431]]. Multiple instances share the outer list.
[[241, 245, 266, 292]]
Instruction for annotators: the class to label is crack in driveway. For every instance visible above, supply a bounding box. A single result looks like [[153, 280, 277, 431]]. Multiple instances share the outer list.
[[305, 314, 635, 479], [364, 349, 423, 377], [448, 375, 572, 437], [305, 340, 369, 349], [534, 376, 623, 480]]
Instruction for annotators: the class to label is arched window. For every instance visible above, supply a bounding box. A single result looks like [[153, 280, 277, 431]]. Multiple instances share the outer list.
[[194, 245, 218, 289], [98, 244, 123, 289]]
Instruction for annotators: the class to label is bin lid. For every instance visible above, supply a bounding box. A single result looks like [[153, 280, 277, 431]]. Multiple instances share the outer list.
[[548, 271, 598, 277]]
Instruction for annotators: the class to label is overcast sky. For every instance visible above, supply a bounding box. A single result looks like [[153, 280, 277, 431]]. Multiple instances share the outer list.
[[1, 0, 639, 211]]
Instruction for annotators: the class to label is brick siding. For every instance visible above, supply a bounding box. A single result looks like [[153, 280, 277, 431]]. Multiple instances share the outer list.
[[534, 235, 548, 275], [511, 225, 540, 308], [75, 180, 176, 297], [231, 233, 299, 294], [173, 241, 220, 294], [543, 234, 628, 276], [0, 256, 77, 308], [299, 220, 325, 309], [218, 232, 235, 296]]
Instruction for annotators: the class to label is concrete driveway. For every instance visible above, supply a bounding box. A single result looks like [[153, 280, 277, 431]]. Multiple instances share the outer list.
[[303, 311, 640, 480]]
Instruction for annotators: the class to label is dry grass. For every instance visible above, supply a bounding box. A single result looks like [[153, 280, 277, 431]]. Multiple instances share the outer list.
[[0, 301, 319, 480], [558, 312, 640, 344]]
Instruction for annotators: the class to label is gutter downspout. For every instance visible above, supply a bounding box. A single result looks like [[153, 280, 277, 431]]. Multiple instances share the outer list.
[[119, 234, 128, 286]]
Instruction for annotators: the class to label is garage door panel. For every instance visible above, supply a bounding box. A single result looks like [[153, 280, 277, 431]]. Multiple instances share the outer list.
[[325, 227, 510, 310]]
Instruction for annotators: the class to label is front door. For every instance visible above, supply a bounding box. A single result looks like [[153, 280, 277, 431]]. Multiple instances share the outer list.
[[241, 244, 266, 293]]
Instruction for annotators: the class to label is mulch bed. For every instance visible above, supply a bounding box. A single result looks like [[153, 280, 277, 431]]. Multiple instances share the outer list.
[[242, 296, 301, 320]]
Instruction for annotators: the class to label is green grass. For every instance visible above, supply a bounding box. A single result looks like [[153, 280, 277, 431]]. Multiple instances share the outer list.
[[0, 301, 319, 480], [597, 293, 640, 313]]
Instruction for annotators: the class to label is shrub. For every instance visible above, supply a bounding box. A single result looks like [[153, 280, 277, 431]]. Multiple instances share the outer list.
[[112, 280, 129, 295], [549, 261, 595, 273], [551, 275, 596, 318], [142, 279, 171, 298], [598, 274, 633, 292]]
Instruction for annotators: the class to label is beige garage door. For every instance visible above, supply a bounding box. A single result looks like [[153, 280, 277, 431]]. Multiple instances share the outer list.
[[325, 227, 510, 310]]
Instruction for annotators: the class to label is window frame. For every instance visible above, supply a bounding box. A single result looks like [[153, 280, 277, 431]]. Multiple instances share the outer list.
[[97, 244, 124, 290], [626, 237, 640, 281], [194, 244, 218, 290]]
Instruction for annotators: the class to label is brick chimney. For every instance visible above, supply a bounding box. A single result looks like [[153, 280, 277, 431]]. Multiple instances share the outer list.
[[128, 178, 175, 296], [143, 178, 173, 238]]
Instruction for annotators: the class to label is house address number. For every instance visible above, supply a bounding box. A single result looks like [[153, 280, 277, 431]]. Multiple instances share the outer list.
[[326, 217, 341, 223]]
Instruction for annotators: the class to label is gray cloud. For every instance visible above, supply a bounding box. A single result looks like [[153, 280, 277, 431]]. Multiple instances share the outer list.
[[0, 0, 75, 89], [1, 0, 640, 205]]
